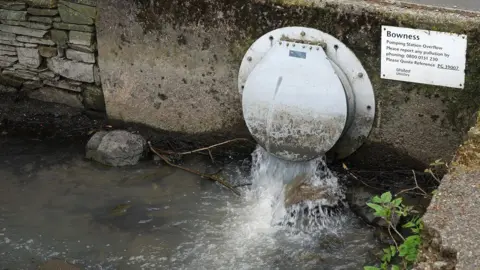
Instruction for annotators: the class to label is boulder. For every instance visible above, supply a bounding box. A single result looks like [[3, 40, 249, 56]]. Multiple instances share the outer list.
[[86, 130, 147, 166]]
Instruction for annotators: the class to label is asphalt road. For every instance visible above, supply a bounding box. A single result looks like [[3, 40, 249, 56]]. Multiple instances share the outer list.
[[401, 0, 480, 11]]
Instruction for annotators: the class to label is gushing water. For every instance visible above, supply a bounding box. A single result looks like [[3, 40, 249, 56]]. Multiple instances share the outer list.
[[173, 146, 348, 269]]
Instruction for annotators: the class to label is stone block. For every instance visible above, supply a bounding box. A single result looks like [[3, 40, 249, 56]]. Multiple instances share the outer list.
[[0, 1, 27, 11], [26, 0, 58, 8], [53, 22, 94, 32], [44, 78, 82, 92], [82, 84, 105, 111], [0, 39, 24, 46], [39, 70, 56, 79], [58, 0, 96, 25], [0, 59, 16, 68], [53, 16, 61, 22], [24, 43, 38, 48], [50, 29, 68, 46], [69, 43, 95, 53], [0, 25, 47, 38], [3, 69, 39, 80], [47, 57, 94, 83], [0, 50, 16, 56], [23, 80, 43, 90], [0, 31, 15, 41], [69, 30, 92, 46], [16, 47, 41, 68], [66, 49, 94, 63], [0, 9, 27, 21], [1, 19, 52, 30], [0, 45, 16, 51], [38, 46, 57, 57], [17, 35, 55, 45], [28, 86, 84, 108], [27, 8, 58, 16], [29, 16, 53, 24]]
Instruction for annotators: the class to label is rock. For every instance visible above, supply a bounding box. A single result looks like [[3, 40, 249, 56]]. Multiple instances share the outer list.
[[69, 30, 93, 46], [38, 259, 82, 270], [0, 31, 16, 41], [284, 173, 343, 208], [47, 57, 94, 83], [16, 47, 41, 68], [53, 22, 94, 32], [1, 19, 52, 30], [28, 86, 83, 108], [0, 25, 47, 38], [0, 39, 24, 46], [0, 1, 27, 11], [0, 74, 23, 87], [50, 29, 68, 45], [0, 45, 17, 51], [346, 186, 400, 228], [0, 50, 16, 56], [53, 16, 61, 22], [0, 9, 27, 21], [0, 55, 17, 67], [432, 261, 449, 270], [3, 69, 39, 80], [39, 70, 56, 79], [26, 0, 58, 8], [0, 84, 16, 93], [27, 8, 58, 16], [24, 43, 38, 48], [38, 46, 57, 57], [58, 0, 96, 25], [66, 49, 94, 63], [23, 80, 43, 90], [69, 43, 95, 53], [86, 130, 147, 167], [12, 63, 48, 72], [44, 79, 82, 92], [17, 35, 55, 46], [82, 85, 105, 111], [29, 16, 53, 24]]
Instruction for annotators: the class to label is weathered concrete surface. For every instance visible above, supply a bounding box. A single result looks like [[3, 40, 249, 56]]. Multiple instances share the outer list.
[[415, 119, 480, 270], [96, 0, 480, 167], [403, 0, 480, 11]]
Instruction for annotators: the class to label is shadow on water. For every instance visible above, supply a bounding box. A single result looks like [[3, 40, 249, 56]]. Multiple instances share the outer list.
[[0, 137, 381, 270]]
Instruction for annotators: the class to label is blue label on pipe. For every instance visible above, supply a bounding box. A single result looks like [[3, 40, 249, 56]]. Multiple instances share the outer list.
[[289, 50, 306, 59]]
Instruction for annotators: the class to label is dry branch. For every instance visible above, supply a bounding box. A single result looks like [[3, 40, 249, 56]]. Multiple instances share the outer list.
[[148, 141, 241, 196]]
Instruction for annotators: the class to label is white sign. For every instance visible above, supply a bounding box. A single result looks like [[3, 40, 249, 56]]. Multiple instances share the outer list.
[[381, 26, 467, 89]]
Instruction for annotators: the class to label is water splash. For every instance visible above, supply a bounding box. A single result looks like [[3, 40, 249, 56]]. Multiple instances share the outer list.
[[173, 146, 348, 269]]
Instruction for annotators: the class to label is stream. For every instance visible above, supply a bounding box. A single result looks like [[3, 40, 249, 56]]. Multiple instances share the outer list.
[[0, 137, 380, 269]]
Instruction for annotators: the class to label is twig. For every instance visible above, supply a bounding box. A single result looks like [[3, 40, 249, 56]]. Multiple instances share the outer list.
[[396, 170, 429, 197], [153, 138, 252, 156], [388, 225, 399, 250], [345, 170, 384, 191], [148, 141, 241, 196]]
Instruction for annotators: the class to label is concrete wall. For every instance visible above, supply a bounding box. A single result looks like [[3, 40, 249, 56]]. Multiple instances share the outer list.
[[0, 0, 105, 113], [99, 0, 480, 166]]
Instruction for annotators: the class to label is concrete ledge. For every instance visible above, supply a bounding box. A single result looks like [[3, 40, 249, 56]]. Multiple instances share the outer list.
[[96, 0, 480, 167]]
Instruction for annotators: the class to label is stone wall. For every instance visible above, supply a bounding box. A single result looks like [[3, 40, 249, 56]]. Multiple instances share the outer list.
[[0, 0, 105, 112]]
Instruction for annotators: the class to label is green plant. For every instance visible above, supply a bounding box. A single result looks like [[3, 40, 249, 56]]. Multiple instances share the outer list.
[[364, 192, 424, 270]]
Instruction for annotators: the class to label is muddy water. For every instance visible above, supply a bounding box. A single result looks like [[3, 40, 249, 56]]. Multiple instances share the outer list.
[[0, 138, 379, 269]]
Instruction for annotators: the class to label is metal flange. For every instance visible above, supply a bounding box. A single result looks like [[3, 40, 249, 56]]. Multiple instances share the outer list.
[[238, 26, 376, 160]]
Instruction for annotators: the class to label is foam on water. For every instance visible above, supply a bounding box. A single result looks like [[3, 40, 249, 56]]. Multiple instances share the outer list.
[[169, 146, 347, 269]]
